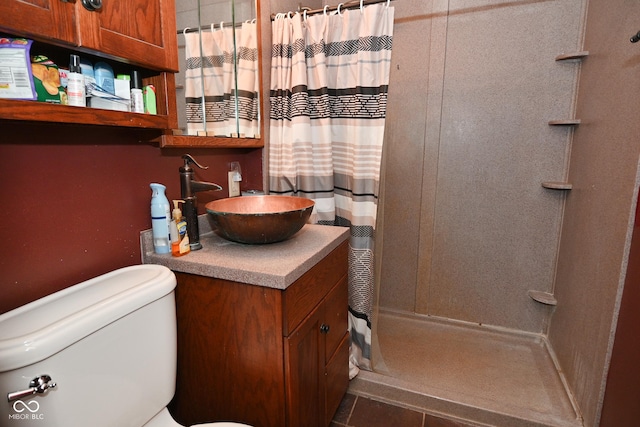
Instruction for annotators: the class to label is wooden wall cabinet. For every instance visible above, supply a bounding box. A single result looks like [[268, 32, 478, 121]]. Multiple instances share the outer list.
[[169, 241, 350, 427], [0, 0, 178, 71], [0, 0, 178, 131], [0, 0, 76, 48]]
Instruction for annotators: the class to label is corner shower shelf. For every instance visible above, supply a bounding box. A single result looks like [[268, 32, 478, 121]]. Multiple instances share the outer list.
[[528, 290, 557, 306], [555, 51, 589, 61], [548, 119, 581, 126], [542, 182, 573, 190]]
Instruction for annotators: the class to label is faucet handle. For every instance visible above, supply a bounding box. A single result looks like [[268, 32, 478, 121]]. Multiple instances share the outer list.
[[182, 154, 209, 171]]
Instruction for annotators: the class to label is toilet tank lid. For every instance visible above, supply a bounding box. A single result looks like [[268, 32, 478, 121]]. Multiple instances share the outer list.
[[0, 264, 176, 372]]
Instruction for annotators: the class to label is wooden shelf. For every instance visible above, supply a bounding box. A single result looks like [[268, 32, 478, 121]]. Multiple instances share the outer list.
[[542, 182, 573, 190], [159, 134, 264, 148], [555, 51, 589, 61], [0, 99, 171, 130], [548, 119, 581, 126]]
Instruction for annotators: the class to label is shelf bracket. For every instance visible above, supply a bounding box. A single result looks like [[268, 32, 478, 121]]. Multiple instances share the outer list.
[[548, 119, 581, 126], [528, 291, 557, 306], [542, 182, 573, 190]]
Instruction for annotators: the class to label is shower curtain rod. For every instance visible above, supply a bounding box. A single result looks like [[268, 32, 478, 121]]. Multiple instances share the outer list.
[[177, 20, 249, 35], [271, 0, 393, 20]]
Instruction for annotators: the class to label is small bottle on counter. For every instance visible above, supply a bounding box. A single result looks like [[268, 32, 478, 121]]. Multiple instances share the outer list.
[[150, 183, 171, 254], [67, 54, 85, 107], [170, 200, 190, 257]]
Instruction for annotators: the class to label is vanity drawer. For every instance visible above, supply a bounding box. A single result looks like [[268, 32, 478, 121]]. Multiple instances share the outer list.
[[282, 241, 348, 335]]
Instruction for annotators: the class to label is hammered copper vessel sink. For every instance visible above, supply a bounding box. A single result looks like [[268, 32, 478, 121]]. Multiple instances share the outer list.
[[205, 195, 315, 244]]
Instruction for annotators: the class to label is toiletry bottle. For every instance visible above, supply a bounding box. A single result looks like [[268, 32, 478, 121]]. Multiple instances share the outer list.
[[143, 84, 157, 114], [150, 183, 171, 254], [131, 70, 144, 113], [67, 54, 85, 107], [171, 200, 190, 257]]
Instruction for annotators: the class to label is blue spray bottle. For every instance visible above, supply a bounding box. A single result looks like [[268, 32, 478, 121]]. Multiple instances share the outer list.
[[150, 183, 171, 254]]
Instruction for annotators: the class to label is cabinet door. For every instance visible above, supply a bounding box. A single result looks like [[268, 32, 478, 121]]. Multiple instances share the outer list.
[[0, 0, 76, 44], [323, 276, 348, 361], [77, 0, 179, 71], [325, 333, 349, 426], [322, 278, 349, 425], [285, 308, 324, 427]]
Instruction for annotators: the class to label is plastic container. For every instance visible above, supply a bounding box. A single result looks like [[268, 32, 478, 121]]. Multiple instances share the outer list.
[[150, 183, 171, 254], [94, 61, 115, 94], [131, 70, 144, 113], [143, 85, 157, 114], [170, 200, 190, 257], [67, 54, 85, 107]]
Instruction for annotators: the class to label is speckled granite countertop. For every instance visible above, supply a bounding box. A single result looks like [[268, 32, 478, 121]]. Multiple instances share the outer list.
[[140, 215, 349, 290]]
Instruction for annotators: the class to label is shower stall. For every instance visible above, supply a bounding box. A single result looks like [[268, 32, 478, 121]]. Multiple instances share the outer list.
[[348, 1, 640, 427]]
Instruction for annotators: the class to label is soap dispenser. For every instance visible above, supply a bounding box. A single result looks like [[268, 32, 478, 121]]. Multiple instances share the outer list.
[[150, 183, 171, 254], [170, 200, 190, 257]]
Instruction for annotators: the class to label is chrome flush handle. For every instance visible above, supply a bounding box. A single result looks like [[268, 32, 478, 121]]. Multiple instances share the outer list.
[[7, 375, 57, 402]]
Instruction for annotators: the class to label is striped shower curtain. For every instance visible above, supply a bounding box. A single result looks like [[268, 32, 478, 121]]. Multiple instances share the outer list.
[[269, 3, 394, 376], [184, 22, 259, 137]]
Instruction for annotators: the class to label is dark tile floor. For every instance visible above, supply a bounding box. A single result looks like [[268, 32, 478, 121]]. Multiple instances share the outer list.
[[331, 393, 477, 427]]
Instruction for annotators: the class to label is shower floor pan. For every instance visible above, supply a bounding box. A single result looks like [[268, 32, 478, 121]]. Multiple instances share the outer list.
[[349, 310, 582, 427]]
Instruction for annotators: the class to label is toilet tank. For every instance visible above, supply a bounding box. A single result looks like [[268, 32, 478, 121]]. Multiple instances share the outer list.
[[0, 265, 177, 427]]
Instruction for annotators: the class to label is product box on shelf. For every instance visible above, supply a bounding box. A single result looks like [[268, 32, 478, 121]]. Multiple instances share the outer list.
[[0, 37, 37, 100], [30, 55, 64, 104]]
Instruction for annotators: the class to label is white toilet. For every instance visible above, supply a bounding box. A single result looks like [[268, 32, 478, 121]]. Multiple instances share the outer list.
[[0, 265, 252, 427]]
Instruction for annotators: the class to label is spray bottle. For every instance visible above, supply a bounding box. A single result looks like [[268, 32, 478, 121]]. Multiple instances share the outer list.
[[150, 183, 171, 254], [170, 200, 190, 257]]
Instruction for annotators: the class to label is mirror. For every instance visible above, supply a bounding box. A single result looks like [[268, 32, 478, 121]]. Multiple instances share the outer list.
[[175, 0, 260, 140]]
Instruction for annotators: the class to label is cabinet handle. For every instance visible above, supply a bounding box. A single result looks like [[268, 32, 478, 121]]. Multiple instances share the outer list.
[[320, 324, 330, 334], [82, 0, 103, 11]]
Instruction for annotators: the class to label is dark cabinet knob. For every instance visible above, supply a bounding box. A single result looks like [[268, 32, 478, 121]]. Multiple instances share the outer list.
[[82, 0, 103, 11], [320, 324, 330, 334]]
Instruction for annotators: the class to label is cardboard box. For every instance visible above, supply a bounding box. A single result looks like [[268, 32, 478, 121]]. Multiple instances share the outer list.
[[30, 55, 64, 104]]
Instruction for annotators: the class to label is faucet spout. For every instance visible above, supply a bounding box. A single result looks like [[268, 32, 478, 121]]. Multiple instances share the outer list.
[[190, 180, 223, 194]]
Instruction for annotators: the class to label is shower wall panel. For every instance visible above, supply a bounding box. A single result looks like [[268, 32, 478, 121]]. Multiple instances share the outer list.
[[379, 0, 587, 333], [548, 0, 640, 424], [378, 0, 436, 313]]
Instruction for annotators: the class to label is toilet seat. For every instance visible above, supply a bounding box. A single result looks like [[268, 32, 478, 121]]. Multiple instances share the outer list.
[[144, 408, 253, 427]]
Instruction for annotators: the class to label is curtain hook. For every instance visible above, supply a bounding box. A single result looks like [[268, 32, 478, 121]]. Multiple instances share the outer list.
[[386, 0, 390, 7], [323, 5, 329, 15], [220, 20, 224, 30], [287, 11, 293, 19], [303, 9, 308, 21], [360, 0, 364, 13], [337, 3, 343, 15], [210, 23, 215, 32], [183, 27, 190, 36]]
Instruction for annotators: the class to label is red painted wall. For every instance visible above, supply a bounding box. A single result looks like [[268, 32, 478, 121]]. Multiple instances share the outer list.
[[0, 123, 263, 314]]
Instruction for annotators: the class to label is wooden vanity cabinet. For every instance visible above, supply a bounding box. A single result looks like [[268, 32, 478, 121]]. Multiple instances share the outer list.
[[169, 241, 350, 427]]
